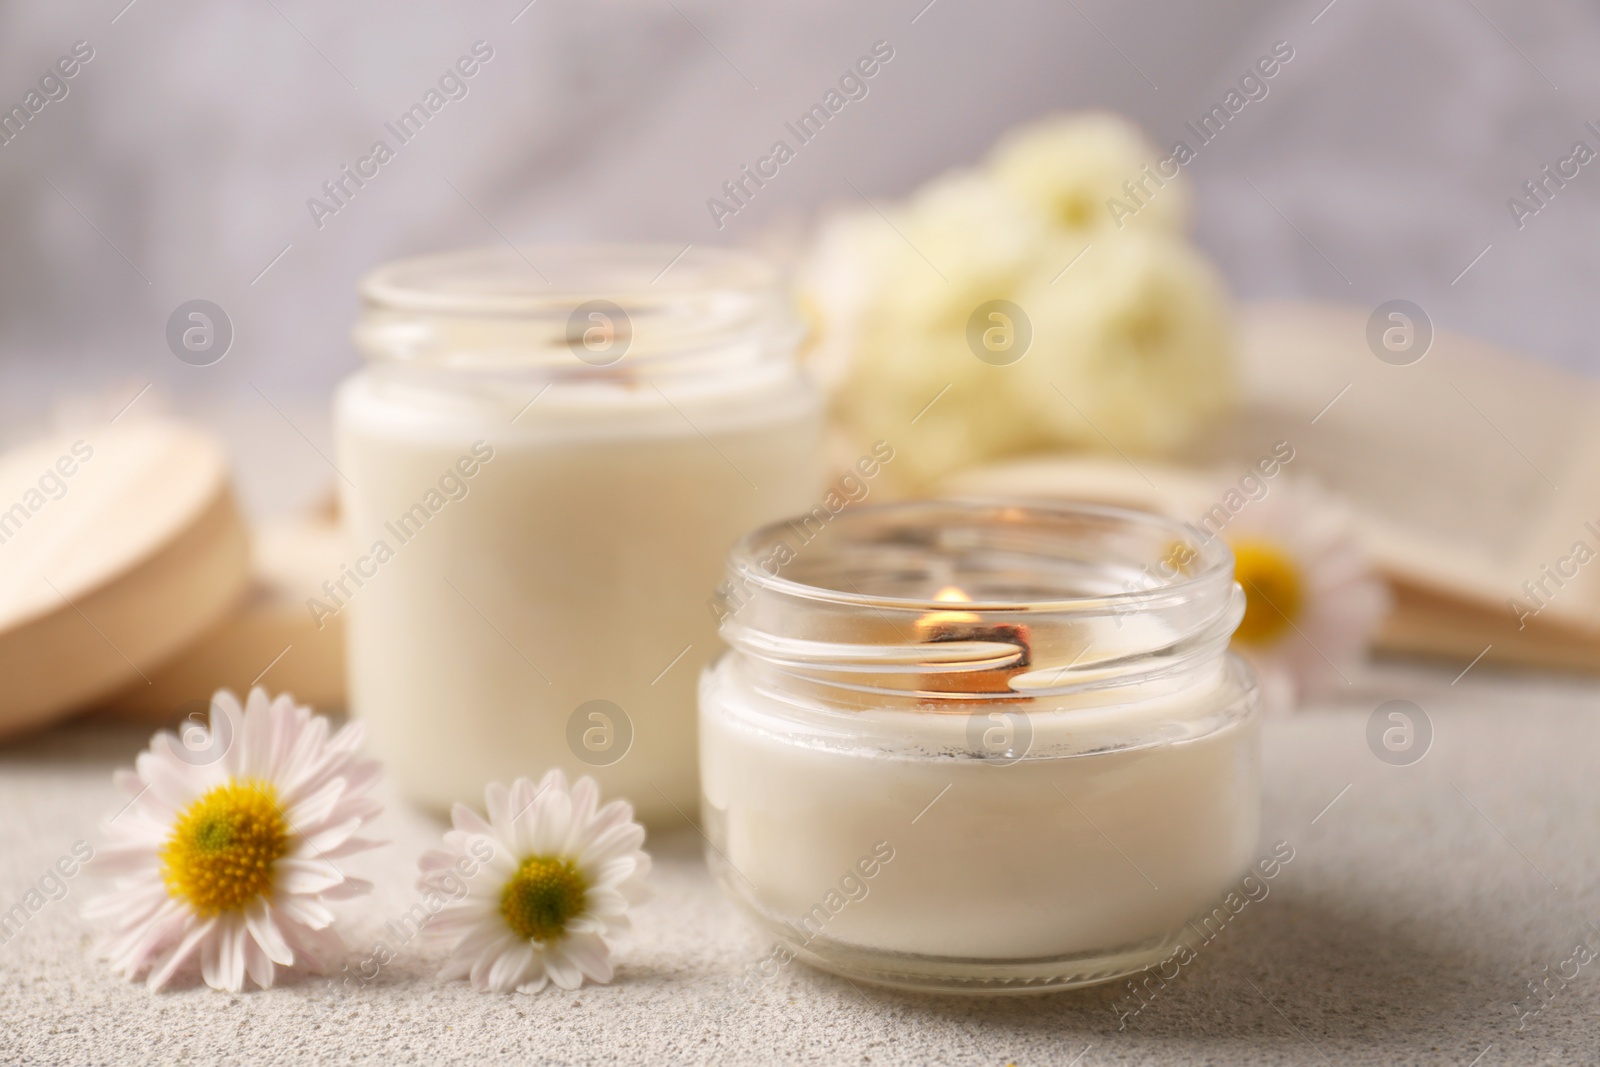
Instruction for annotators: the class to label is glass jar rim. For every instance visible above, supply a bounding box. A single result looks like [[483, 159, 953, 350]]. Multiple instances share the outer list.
[[714, 498, 1245, 706], [360, 243, 783, 316], [353, 244, 801, 382], [723, 498, 1236, 613]]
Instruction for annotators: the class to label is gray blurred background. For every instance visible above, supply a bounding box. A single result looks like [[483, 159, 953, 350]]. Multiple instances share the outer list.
[[0, 0, 1593, 516]]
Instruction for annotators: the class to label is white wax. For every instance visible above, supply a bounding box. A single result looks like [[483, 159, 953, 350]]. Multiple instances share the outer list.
[[700, 656, 1259, 961], [336, 371, 823, 823]]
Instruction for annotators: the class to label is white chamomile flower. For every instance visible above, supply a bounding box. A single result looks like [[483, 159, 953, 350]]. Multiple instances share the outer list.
[[419, 770, 651, 994], [1008, 229, 1235, 457], [85, 688, 383, 992], [987, 110, 1191, 234], [796, 111, 1234, 488], [1220, 479, 1390, 710]]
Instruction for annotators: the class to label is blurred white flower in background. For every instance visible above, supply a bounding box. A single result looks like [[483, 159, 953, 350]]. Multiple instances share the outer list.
[[1219, 478, 1390, 712], [989, 111, 1191, 234], [798, 112, 1234, 488], [1008, 230, 1233, 458]]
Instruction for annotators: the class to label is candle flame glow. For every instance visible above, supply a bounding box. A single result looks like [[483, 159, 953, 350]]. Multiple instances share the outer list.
[[922, 586, 980, 627]]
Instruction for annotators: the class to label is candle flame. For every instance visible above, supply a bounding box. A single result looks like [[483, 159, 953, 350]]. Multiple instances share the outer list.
[[912, 583, 1032, 696], [921, 585, 980, 627]]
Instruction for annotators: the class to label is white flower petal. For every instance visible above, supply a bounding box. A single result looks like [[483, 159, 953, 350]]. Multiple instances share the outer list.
[[618, 875, 652, 907], [487, 941, 536, 993], [528, 787, 572, 856], [238, 691, 274, 780], [86, 842, 162, 877], [582, 887, 630, 918], [537, 767, 569, 798], [206, 690, 246, 779], [335, 758, 382, 802], [564, 915, 606, 937], [244, 900, 296, 966], [274, 894, 335, 931], [244, 687, 273, 719], [424, 907, 494, 938], [243, 934, 276, 990], [275, 914, 345, 972], [543, 947, 583, 990], [507, 778, 539, 854], [292, 815, 363, 858], [579, 821, 646, 868], [562, 777, 600, 853], [134, 748, 203, 814], [104, 898, 185, 974], [448, 802, 496, 840], [418, 847, 460, 874], [484, 781, 514, 841], [202, 915, 248, 993], [275, 714, 332, 802], [275, 858, 343, 895], [477, 839, 518, 880], [313, 832, 386, 862], [285, 777, 346, 831], [556, 932, 614, 984], [597, 913, 633, 942], [441, 924, 513, 969], [570, 799, 634, 854], [331, 795, 383, 826], [201, 921, 232, 992], [146, 916, 216, 991], [94, 879, 170, 933], [320, 877, 373, 901], [469, 933, 521, 991]]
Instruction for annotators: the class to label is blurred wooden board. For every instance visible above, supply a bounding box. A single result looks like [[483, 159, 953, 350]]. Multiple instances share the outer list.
[[100, 511, 347, 721], [0, 422, 251, 739], [1377, 581, 1600, 674]]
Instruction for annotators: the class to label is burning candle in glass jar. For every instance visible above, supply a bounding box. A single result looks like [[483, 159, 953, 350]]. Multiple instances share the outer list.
[[700, 501, 1261, 993]]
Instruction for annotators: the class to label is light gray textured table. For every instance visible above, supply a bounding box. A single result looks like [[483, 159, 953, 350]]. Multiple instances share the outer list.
[[2, 661, 1596, 1066]]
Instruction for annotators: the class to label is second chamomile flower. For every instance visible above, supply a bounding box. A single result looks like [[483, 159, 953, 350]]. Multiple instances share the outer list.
[[1221, 479, 1389, 710], [419, 770, 651, 994]]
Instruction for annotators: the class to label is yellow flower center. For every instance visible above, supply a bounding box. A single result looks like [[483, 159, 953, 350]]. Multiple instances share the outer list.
[[159, 780, 289, 916], [500, 856, 588, 943], [1057, 194, 1094, 228], [1121, 304, 1172, 355], [1229, 538, 1303, 646]]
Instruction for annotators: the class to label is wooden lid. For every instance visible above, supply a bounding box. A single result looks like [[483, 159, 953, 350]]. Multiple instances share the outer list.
[[99, 511, 347, 721], [0, 421, 251, 739]]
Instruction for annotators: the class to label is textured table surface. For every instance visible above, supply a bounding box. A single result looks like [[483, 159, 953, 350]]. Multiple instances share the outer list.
[[1, 661, 1596, 1066]]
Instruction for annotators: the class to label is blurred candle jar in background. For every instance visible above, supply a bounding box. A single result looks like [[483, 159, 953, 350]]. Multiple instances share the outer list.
[[700, 501, 1261, 992], [335, 246, 824, 823]]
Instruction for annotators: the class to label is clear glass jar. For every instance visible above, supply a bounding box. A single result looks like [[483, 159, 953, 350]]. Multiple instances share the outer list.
[[699, 500, 1260, 993], [335, 245, 824, 824]]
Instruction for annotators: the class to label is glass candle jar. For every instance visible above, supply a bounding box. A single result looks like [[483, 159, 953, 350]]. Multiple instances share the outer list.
[[335, 245, 824, 824], [700, 500, 1260, 993]]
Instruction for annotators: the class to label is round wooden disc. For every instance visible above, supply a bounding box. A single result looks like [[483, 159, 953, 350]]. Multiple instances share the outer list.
[[0, 421, 250, 739], [99, 511, 347, 721]]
